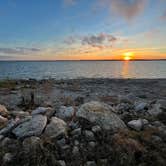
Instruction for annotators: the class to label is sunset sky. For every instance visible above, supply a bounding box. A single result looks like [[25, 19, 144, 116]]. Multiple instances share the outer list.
[[0, 0, 166, 60]]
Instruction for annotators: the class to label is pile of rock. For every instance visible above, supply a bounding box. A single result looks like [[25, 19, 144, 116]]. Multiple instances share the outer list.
[[0, 98, 166, 166]]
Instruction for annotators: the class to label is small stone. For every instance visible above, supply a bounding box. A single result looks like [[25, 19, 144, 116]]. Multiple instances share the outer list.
[[31, 107, 53, 117], [44, 117, 67, 139], [148, 104, 162, 116], [56, 106, 75, 120], [0, 104, 8, 117], [98, 159, 108, 165], [88, 141, 96, 148], [0, 115, 8, 126], [156, 99, 166, 110], [57, 160, 66, 166], [0, 135, 4, 141], [92, 125, 101, 133], [151, 135, 162, 143], [71, 128, 81, 136], [74, 140, 79, 146], [3, 153, 13, 164], [56, 138, 66, 147], [1, 137, 11, 147], [84, 130, 95, 141], [128, 119, 143, 131], [72, 146, 79, 156], [23, 136, 41, 152], [135, 102, 148, 112], [85, 161, 96, 166], [10, 111, 30, 118]]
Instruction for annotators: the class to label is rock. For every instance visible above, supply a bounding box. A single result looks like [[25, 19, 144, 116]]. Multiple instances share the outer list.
[[72, 146, 80, 156], [135, 102, 148, 112], [71, 128, 81, 137], [0, 115, 8, 126], [31, 107, 53, 117], [74, 140, 79, 146], [57, 160, 66, 166], [3, 153, 14, 164], [0, 137, 12, 147], [85, 161, 96, 166], [98, 159, 108, 165], [127, 119, 143, 131], [12, 115, 47, 139], [148, 104, 162, 116], [56, 106, 75, 120], [118, 93, 137, 104], [84, 130, 95, 141], [92, 125, 101, 133], [156, 99, 166, 110], [10, 111, 30, 118], [0, 104, 8, 117], [88, 141, 96, 148], [56, 138, 66, 147], [0, 135, 4, 141], [0, 118, 23, 135], [44, 117, 67, 139], [76, 101, 126, 131], [22, 136, 41, 152]]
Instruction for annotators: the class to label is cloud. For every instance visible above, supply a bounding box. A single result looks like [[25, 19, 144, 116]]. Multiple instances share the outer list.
[[98, 0, 147, 21], [64, 33, 117, 49], [64, 0, 76, 6], [160, 10, 166, 21], [0, 47, 41, 55], [81, 33, 117, 48]]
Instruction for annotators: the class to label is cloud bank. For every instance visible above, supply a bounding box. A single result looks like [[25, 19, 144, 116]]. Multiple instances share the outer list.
[[0, 47, 41, 55], [64, 33, 117, 49], [98, 0, 147, 21]]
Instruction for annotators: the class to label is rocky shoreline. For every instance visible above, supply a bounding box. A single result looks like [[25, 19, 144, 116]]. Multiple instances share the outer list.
[[0, 78, 166, 166]]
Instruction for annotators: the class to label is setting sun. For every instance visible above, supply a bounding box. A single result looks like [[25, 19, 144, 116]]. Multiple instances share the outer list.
[[123, 52, 133, 61]]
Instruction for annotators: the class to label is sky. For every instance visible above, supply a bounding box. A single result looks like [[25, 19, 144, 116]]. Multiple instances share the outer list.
[[0, 0, 166, 60]]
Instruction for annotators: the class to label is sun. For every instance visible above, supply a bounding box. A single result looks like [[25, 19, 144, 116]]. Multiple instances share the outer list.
[[123, 52, 133, 61]]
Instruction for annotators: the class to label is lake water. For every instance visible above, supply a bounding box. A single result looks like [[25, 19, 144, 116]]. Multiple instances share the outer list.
[[0, 61, 166, 80]]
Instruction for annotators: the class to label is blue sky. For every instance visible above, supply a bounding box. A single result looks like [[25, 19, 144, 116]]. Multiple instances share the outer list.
[[0, 0, 166, 60]]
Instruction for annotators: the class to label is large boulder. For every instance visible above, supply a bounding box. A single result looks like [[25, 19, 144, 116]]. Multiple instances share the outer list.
[[76, 101, 126, 131], [44, 117, 67, 139], [0, 104, 8, 117], [12, 115, 47, 139]]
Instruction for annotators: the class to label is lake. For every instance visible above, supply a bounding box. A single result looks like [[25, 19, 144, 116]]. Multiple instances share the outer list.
[[0, 61, 166, 80]]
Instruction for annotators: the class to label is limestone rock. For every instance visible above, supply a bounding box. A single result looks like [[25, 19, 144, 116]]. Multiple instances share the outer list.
[[44, 117, 67, 139], [12, 115, 47, 139], [0, 104, 8, 117], [76, 101, 126, 131], [56, 106, 75, 120], [31, 107, 53, 117], [128, 119, 144, 131]]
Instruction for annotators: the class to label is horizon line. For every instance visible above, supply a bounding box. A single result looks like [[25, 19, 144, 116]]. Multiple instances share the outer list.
[[0, 59, 166, 62]]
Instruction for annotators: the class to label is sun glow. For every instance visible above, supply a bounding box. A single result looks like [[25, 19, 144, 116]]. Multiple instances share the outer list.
[[123, 52, 133, 61]]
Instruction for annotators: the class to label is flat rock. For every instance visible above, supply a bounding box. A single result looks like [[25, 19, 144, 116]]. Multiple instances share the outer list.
[[10, 111, 30, 118], [148, 104, 162, 116], [76, 101, 126, 131], [128, 119, 143, 131], [31, 107, 53, 117], [44, 117, 67, 139], [135, 102, 148, 112], [0, 104, 8, 117], [12, 115, 47, 139]]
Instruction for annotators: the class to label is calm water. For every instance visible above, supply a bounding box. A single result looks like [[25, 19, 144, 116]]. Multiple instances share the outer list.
[[0, 61, 166, 80]]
